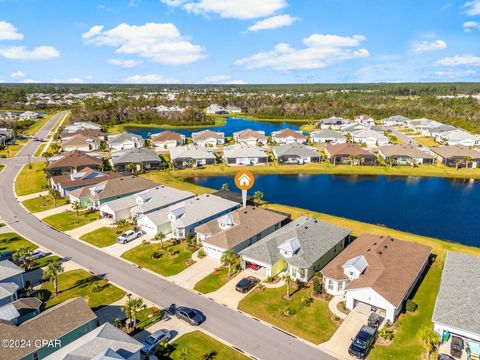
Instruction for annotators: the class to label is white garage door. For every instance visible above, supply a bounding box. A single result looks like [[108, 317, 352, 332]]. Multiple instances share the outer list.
[[204, 246, 223, 261]]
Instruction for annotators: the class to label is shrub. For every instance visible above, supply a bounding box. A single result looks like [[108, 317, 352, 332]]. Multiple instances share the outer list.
[[91, 284, 104, 293], [113, 318, 123, 328], [379, 327, 395, 341], [301, 295, 313, 306], [141, 239, 150, 246], [312, 277, 323, 296], [283, 307, 296, 317], [406, 299, 418, 312], [265, 275, 274, 283], [151, 251, 161, 259], [197, 248, 206, 258]]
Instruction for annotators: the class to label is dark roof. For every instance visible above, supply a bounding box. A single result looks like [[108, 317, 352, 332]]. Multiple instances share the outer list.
[[48, 151, 102, 170], [212, 189, 253, 204]]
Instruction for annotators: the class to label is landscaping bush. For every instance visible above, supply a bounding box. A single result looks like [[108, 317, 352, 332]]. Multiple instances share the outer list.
[[283, 307, 296, 317], [197, 248, 206, 258], [113, 318, 123, 328], [301, 295, 313, 306], [379, 327, 395, 341], [406, 299, 418, 313], [312, 277, 323, 296], [151, 251, 161, 259], [265, 275, 274, 283]]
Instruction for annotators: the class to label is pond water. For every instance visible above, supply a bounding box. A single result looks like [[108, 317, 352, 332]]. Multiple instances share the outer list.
[[188, 174, 480, 247], [128, 117, 306, 138]]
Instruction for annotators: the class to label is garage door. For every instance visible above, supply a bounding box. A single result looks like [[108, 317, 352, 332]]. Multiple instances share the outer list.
[[204, 246, 223, 261], [245, 261, 267, 277]]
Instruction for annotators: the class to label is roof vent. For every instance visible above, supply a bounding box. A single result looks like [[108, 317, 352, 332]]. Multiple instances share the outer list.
[[384, 245, 388, 249], [378, 251, 383, 255], [367, 249, 371, 252]]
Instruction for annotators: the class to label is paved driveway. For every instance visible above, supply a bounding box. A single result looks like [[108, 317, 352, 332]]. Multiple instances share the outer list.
[[35, 204, 72, 219], [102, 233, 154, 257], [169, 256, 218, 287], [209, 270, 263, 309], [65, 218, 113, 238]]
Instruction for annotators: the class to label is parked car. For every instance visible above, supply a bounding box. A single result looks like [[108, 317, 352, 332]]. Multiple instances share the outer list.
[[367, 313, 381, 329], [175, 306, 205, 326], [348, 325, 377, 359], [438, 354, 455, 360], [30, 249, 47, 260], [117, 229, 142, 244], [450, 336, 464, 358], [0, 251, 13, 261], [141, 329, 171, 354], [235, 276, 260, 293]]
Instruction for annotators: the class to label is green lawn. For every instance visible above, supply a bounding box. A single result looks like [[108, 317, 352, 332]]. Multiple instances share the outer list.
[[43, 211, 100, 231], [32, 255, 62, 270], [135, 307, 164, 331], [15, 162, 48, 196], [39, 269, 125, 310], [34, 143, 47, 157], [169, 331, 248, 360], [22, 195, 68, 213], [121, 242, 195, 277], [0, 232, 36, 252], [414, 136, 441, 148], [0, 139, 28, 158], [24, 114, 53, 136], [238, 285, 338, 344], [79, 227, 125, 248], [194, 267, 230, 294]]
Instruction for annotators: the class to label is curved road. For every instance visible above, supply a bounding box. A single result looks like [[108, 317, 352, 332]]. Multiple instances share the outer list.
[[0, 113, 335, 360]]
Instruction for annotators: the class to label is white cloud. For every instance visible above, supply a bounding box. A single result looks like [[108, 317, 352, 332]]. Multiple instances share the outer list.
[[412, 40, 447, 52], [0, 21, 24, 41], [162, 0, 286, 19], [436, 54, 480, 66], [247, 14, 298, 32], [463, 21, 480, 32], [204, 74, 244, 84], [463, 0, 480, 15], [51, 77, 85, 83], [22, 78, 38, 83], [11, 71, 26, 79], [122, 74, 180, 83], [82, 22, 205, 65], [0, 45, 60, 60], [433, 69, 476, 78], [108, 58, 142, 68], [235, 34, 369, 70]]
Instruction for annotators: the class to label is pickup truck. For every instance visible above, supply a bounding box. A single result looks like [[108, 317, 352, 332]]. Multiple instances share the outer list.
[[348, 325, 377, 359], [117, 229, 143, 244]]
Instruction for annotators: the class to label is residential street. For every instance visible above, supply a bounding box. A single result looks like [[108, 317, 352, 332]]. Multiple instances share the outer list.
[[0, 114, 335, 360]]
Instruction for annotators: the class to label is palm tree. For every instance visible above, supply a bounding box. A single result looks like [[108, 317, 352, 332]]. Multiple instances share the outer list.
[[72, 201, 80, 217], [463, 156, 472, 169], [221, 250, 237, 278], [253, 191, 263, 206], [188, 158, 196, 169], [116, 219, 129, 232], [154, 232, 166, 249], [455, 159, 464, 170], [122, 297, 144, 329], [221, 183, 230, 192], [283, 273, 293, 298], [420, 326, 440, 359], [48, 187, 57, 207], [14, 247, 33, 271], [43, 260, 64, 295]]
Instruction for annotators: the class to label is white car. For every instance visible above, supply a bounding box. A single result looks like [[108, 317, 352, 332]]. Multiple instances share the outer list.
[[117, 229, 143, 244]]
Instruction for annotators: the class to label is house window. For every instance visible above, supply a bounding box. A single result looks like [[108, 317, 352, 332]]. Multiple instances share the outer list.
[[328, 280, 334, 290], [33, 352, 39, 360], [338, 281, 344, 290]]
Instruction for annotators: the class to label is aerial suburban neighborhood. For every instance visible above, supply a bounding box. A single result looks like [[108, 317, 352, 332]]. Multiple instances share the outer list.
[[1, 1, 480, 360]]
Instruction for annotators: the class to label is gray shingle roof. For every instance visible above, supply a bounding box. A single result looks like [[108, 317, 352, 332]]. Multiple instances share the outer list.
[[223, 144, 268, 159], [0, 260, 24, 280], [111, 148, 160, 165], [273, 143, 319, 158], [169, 145, 216, 161], [311, 129, 346, 139], [239, 217, 351, 268], [108, 132, 144, 146], [432, 252, 480, 336]]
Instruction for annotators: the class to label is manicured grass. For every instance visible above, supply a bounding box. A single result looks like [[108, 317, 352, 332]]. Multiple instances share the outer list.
[[39, 269, 125, 310], [43, 211, 100, 231], [0, 232, 37, 253], [33, 255, 62, 270], [135, 307, 164, 331], [238, 285, 338, 344], [170, 331, 248, 360], [414, 136, 441, 148], [193, 266, 230, 294], [0, 139, 28, 158], [15, 162, 48, 196], [121, 242, 195, 277], [109, 116, 226, 134], [34, 143, 47, 157], [79, 226, 126, 248], [22, 195, 68, 213], [24, 114, 52, 136]]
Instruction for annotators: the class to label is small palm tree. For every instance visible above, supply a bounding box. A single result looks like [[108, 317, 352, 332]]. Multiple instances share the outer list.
[[188, 158, 196, 169], [116, 219, 129, 232], [14, 247, 33, 271], [179, 348, 189, 360], [122, 297, 144, 329], [221, 183, 230, 192], [154, 232, 166, 249], [253, 190, 264, 206], [464, 156, 472, 169], [72, 201, 80, 217], [283, 273, 293, 298], [221, 250, 237, 278], [48, 188, 57, 207], [43, 260, 64, 295], [420, 326, 440, 359]]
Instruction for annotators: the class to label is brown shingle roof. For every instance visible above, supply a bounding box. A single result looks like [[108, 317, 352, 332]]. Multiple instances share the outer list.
[[195, 206, 289, 250], [151, 130, 183, 142], [47, 151, 102, 170], [59, 129, 105, 139], [273, 128, 306, 139], [431, 145, 480, 160], [192, 130, 224, 140], [378, 144, 434, 159], [51, 170, 123, 190], [61, 134, 100, 148], [233, 129, 267, 141], [325, 143, 374, 157], [0, 297, 96, 359], [321, 234, 431, 307]]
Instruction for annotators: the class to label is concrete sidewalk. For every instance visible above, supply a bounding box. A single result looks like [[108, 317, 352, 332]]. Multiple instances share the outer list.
[[65, 218, 113, 239], [102, 233, 154, 257], [17, 191, 49, 202], [208, 270, 261, 308], [169, 254, 218, 288], [35, 204, 72, 219]]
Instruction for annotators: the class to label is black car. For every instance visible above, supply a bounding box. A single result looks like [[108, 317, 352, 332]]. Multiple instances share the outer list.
[[438, 354, 455, 360], [235, 276, 260, 293], [0, 251, 13, 261], [450, 336, 464, 358], [367, 313, 381, 329], [348, 325, 377, 359], [175, 306, 205, 326]]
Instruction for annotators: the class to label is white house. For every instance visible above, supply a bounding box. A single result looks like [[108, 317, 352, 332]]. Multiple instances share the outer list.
[[191, 130, 225, 147], [271, 128, 307, 144], [108, 132, 144, 151], [222, 144, 268, 166], [351, 129, 389, 147], [232, 129, 267, 146], [317, 117, 352, 130], [381, 115, 410, 127], [151, 130, 185, 149], [63, 122, 102, 133], [169, 145, 216, 168], [61, 134, 100, 152], [354, 115, 375, 125], [435, 129, 478, 147], [310, 129, 347, 144], [321, 234, 431, 323]]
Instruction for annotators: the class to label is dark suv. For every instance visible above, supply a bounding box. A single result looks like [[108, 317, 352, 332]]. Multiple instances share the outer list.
[[367, 313, 381, 329], [235, 276, 260, 293], [348, 325, 377, 359], [450, 336, 464, 358]]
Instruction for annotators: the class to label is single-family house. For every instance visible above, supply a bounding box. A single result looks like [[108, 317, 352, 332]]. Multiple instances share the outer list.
[[63, 122, 102, 133], [44, 322, 143, 360], [68, 175, 156, 209], [354, 115, 375, 125], [19, 111, 41, 120], [378, 144, 435, 165], [239, 217, 352, 281], [435, 129, 478, 147], [196, 206, 290, 261], [191, 130, 225, 147], [151, 130, 185, 149], [351, 129, 389, 147], [108, 132, 144, 151], [324, 143, 376, 166], [425, 125, 457, 138], [232, 129, 267, 146], [0, 297, 98, 360], [111, 148, 161, 172], [432, 252, 480, 343], [0, 260, 24, 306], [60, 134, 101, 152], [0, 297, 42, 325], [47, 151, 103, 175], [0, 128, 14, 147], [431, 145, 480, 168], [317, 117, 352, 130], [59, 129, 106, 142], [222, 144, 268, 166], [99, 185, 194, 221], [321, 234, 432, 323], [137, 194, 240, 237], [169, 145, 216, 168], [381, 115, 410, 127], [206, 104, 225, 114], [310, 129, 347, 144], [272, 143, 320, 164], [50, 169, 123, 197], [271, 128, 307, 144]]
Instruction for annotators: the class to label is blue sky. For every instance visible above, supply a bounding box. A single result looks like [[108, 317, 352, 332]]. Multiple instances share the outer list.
[[0, 0, 479, 84]]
